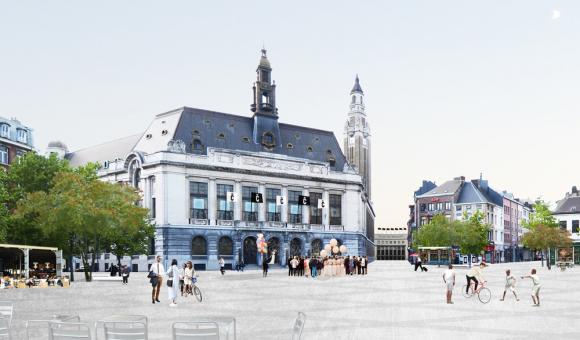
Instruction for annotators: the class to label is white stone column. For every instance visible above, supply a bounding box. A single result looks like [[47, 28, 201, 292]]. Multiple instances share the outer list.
[[159, 172, 168, 225], [259, 183, 266, 222], [281, 185, 288, 223], [302, 188, 310, 224], [323, 191, 330, 227], [208, 178, 217, 225], [234, 180, 242, 221]]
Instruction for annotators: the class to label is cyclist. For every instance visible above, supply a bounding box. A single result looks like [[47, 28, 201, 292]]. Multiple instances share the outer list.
[[465, 262, 486, 295], [183, 261, 195, 296]]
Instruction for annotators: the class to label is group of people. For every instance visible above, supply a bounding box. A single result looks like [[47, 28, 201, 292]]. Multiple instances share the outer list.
[[147, 256, 198, 307], [0, 274, 69, 289], [442, 263, 542, 306], [286, 255, 369, 278]]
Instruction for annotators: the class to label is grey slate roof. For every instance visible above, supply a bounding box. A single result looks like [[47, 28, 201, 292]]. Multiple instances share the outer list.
[[456, 180, 504, 206], [554, 195, 580, 214], [417, 179, 463, 198], [66, 134, 142, 167], [351, 75, 363, 94], [168, 107, 347, 170]]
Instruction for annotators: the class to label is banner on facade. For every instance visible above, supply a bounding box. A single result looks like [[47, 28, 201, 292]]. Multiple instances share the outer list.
[[317, 199, 326, 209], [276, 195, 286, 205], [298, 195, 310, 206], [227, 192, 239, 203], [251, 192, 263, 203]]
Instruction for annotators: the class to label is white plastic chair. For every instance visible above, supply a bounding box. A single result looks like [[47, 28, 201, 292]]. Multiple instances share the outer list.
[[291, 312, 306, 340], [172, 322, 219, 340], [0, 316, 10, 340], [48, 321, 91, 340], [26, 315, 80, 340], [103, 321, 147, 340], [0, 302, 12, 327]]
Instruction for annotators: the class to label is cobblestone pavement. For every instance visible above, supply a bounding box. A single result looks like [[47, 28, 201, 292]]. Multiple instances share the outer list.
[[2, 261, 580, 339]]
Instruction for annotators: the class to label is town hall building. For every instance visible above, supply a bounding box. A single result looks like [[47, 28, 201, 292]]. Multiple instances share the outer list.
[[50, 50, 375, 270]]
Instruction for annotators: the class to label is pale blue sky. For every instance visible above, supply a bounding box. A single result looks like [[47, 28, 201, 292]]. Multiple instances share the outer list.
[[1, 1, 578, 227]]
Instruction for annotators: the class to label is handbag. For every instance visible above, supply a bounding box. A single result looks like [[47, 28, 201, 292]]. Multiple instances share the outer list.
[[167, 279, 173, 287]]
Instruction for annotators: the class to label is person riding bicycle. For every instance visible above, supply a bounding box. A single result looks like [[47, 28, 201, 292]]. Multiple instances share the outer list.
[[183, 261, 196, 296], [465, 262, 486, 294]]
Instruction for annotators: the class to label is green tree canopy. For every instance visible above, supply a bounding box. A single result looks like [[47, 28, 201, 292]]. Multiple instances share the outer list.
[[15, 168, 152, 281], [523, 200, 558, 229]]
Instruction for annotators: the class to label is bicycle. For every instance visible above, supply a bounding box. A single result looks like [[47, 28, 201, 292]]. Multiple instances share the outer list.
[[182, 276, 203, 302], [462, 280, 491, 304]]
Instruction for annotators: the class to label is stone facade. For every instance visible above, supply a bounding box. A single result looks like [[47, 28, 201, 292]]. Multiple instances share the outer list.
[[0, 116, 34, 167]]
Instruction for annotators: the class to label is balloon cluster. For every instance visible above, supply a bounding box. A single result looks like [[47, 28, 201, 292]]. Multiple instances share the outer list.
[[320, 238, 347, 257], [257, 233, 268, 254]]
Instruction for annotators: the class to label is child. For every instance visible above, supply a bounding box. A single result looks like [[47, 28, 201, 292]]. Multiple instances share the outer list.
[[521, 268, 541, 306], [500, 269, 519, 301]]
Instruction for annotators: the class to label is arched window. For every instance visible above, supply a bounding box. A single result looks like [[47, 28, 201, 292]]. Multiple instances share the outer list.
[[128, 159, 141, 189], [218, 236, 233, 256], [192, 236, 207, 256], [311, 239, 323, 255], [262, 92, 269, 104], [192, 139, 203, 153], [351, 95, 356, 104]]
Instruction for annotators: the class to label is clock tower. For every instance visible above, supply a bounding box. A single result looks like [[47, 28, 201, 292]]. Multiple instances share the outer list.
[[344, 75, 372, 199]]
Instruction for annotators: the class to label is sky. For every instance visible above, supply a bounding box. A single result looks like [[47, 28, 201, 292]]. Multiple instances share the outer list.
[[1, 1, 579, 228]]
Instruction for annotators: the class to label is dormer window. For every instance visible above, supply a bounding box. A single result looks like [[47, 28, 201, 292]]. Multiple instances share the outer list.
[[16, 128, 27, 144], [326, 150, 335, 166], [192, 139, 203, 154], [572, 207, 577, 213], [242, 137, 250, 143], [261, 132, 275, 147], [0, 124, 9, 138], [161, 130, 168, 136], [217, 133, 225, 140], [286, 143, 294, 149], [307, 146, 313, 153]]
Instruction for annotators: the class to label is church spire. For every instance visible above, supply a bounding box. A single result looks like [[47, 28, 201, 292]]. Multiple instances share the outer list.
[[344, 75, 371, 199], [351, 74, 363, 94]]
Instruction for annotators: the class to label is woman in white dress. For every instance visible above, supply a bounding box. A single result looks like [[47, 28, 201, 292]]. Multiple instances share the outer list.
[[165, 259, 181, 306]]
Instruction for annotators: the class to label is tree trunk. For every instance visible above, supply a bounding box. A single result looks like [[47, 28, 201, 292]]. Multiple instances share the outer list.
[[468, 254, 472, 268], [541, 250, 544, 267], [547, 248, 551, 270]]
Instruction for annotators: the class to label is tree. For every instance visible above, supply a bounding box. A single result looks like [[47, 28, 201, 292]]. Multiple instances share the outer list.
[[0, 152, 70, 245], [522, 200, 564, 269], [15, 168, 152, 281], [413, 215, 456, 248], [456, 211, 490, 268]]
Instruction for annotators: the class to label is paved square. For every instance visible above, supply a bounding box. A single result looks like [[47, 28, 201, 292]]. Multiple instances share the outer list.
[[3, 261, 580, 339]]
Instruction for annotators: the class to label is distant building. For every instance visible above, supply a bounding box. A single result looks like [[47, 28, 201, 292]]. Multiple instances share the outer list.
[[413, 175, 532, 263], [408, 180, 437, 244], [375, 226, 408, 260], [553, 187, 580, 262], [0, 117, 34, 167], [53, 49, 376, 271]]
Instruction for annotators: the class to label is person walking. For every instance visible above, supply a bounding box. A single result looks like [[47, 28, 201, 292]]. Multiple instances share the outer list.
[[288, 257, 293, 276], [304, 257, 310, 278], [310, 257, 317, 278], [219, 257, 226, 275], [262, 254, 271, 277], [151, 255, 165, 304], [500, 269, 519, 301], [414, 255, 424, 272], [442, 264, 455, 304], [121, 265, 130, 285], [521, 269, 541, 306], [290, 257, 299, 276], [361, 256, 367, 275], [165, 259, 180, 307]]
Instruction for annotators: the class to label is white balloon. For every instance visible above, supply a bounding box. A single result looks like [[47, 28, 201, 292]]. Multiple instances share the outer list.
[[320, 250, 327, 257], [329, 239, 337, 247], [324, 244, 332, 252]]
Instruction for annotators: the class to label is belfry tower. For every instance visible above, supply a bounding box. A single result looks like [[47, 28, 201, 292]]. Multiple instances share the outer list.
[[344, 75, 372, 199], [251, 49, 281, 150]]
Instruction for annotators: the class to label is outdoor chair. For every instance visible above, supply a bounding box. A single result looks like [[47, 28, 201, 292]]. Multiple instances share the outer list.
[[26, 315, 80, 340], [0, 316, 10, 340], [172, 321, 220, 340], [103, 320, 148, 340], [290, 312, 306, 340], [48, 321, 91, 340], [0, 302, 12, 326]]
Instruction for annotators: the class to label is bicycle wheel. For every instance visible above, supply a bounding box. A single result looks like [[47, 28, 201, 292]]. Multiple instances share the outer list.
[[461, 285, 473, 298], [478, 287, 491, 304], [193, 285, 203, 302]]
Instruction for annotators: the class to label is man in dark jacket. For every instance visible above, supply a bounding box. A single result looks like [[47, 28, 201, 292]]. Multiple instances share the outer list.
[[288, 257, 293, 276], [262, 255, 271, 277], [344, 256, 350, 275]]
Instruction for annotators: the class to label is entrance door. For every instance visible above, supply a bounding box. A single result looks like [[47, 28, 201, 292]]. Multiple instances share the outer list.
[[268, 237, 281, 265], [290, 238, 302, 257], [243, 237, 257, 265]]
